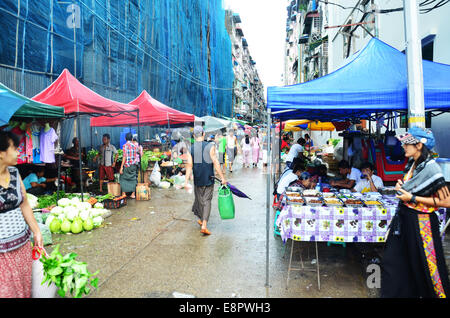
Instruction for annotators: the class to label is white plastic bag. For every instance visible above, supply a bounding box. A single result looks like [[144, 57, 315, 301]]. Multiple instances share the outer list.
[[150, 161, 161, 186], [31, 247, 57, 298]]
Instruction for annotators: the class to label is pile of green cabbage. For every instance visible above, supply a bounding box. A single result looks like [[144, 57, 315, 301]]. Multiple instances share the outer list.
[[45, 197, 109, 234]]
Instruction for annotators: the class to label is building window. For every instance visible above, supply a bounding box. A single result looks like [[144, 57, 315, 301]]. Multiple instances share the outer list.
[[422, 40, 434, 62]]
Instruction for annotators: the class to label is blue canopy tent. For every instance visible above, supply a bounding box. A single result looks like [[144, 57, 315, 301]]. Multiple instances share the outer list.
[[267, 37, 450, 121]]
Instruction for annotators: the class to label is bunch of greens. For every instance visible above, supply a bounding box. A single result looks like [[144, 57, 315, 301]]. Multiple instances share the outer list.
[[116, 149, 123, 162], [96, 193, 114, 202], [87, 149, 99, 161], [328, 138, 341, 148], [141, 151, 150, 171], [39, 245, 99, 298], [37, 191, 67, 209]]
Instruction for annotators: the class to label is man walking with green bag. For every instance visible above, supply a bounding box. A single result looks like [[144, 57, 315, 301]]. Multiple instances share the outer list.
[[184, 126, 227, 235]]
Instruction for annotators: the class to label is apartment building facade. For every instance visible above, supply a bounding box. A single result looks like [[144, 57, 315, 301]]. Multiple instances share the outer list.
[[225, 10, 266, 122]]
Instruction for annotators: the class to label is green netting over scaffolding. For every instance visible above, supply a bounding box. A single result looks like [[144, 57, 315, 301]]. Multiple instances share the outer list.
[[0, 0, 234, 118]]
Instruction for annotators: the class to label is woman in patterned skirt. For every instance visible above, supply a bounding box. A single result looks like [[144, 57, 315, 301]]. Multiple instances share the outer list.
[[381, 127, 450, 298], [0, 131, 43, 298]]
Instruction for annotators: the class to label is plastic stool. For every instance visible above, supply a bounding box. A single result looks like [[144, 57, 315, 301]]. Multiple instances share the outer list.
[[327, 241, 346, 248], [274, 210, 281, 237]]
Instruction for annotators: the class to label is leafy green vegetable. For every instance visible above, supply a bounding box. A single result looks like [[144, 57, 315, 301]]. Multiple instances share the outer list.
[[116, 149, 123, 161], [87, 149, 99, 161], [96, 193, 114, 202], [40, 244, 99, 298], [37, 191, 67, 209]]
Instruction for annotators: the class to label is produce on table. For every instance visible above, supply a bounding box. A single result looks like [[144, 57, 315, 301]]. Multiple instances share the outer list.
[[95, 193, 113, 203], [27, 193, 39, 209], [83, 218, 94, 231], [94, 202, 104, 209], [48, 196, 110, 234], [49, 219, 61, 233], [61, 219, 72, 233], [38, 244, 99, 298], [159, 181, 171, 189]]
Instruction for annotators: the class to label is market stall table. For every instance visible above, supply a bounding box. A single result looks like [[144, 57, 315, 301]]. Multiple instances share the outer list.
[[275, 194, 447, 290]]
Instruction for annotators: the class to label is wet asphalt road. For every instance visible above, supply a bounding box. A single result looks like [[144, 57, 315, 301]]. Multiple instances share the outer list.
[[49, 158, 389, 298]]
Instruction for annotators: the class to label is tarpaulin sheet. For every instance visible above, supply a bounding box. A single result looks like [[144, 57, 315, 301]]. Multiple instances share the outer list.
[[32, 69, 138, 115], [0, 0, 233, 118], [90, 90, 195, 127], [267, 38, 450, 121]]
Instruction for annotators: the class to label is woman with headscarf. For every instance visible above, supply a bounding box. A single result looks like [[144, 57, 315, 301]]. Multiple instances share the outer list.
[[241, 135, 252, 168], [381, 127, 450, 298], [250, 131, 260, 168]]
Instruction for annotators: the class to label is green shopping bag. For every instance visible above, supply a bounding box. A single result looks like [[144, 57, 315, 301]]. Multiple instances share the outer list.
[[218, 185, 235, 220]]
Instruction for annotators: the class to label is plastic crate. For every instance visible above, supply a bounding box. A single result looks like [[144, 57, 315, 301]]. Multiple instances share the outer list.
[[103, 195, 127, 209]]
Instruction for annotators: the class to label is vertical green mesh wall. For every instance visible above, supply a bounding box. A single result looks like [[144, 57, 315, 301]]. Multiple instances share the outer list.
[[0, 0, 234, 118]]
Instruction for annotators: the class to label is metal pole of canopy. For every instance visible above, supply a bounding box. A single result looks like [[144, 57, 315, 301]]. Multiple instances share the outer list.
[[265, 109, 272, 288], [57, 152, 61, 201], [77, 112, 84, 201], [403, 0, 426, 129], [278, 121, 281, 178], [137, 109, 143, 183]]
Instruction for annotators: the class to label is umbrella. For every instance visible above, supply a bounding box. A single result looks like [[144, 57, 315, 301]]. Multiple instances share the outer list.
[[212, 177, 252, 200]]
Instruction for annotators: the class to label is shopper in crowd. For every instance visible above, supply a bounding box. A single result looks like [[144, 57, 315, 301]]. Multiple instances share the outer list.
[[284, 137, 306, 170], [119, 132, 139, 199], [23, 166, 57, 196], [241, 134, 252, 168], [95, 134, 118, 193], [184, 126, 227, 236], [216, 130, 227, 173], [250, 131, 260, 168], [381, 127, 450, 298], [261, 129, 269, 170], [330, 160, 361, 189], [0, 131, 43, 298], [226, 129, 240, 173], [352, 161, 384, 193]]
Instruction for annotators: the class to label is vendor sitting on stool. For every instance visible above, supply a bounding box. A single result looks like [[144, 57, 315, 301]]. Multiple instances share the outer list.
[[352, 161, 384, 193], [23, 166, 57, 195], [330, 160, 361, 190]]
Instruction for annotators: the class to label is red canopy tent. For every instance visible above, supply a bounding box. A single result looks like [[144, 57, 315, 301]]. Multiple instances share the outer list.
[[90, 90, 195, 127], [32, 69, 138, 116], [32, 69, 139, 198]]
